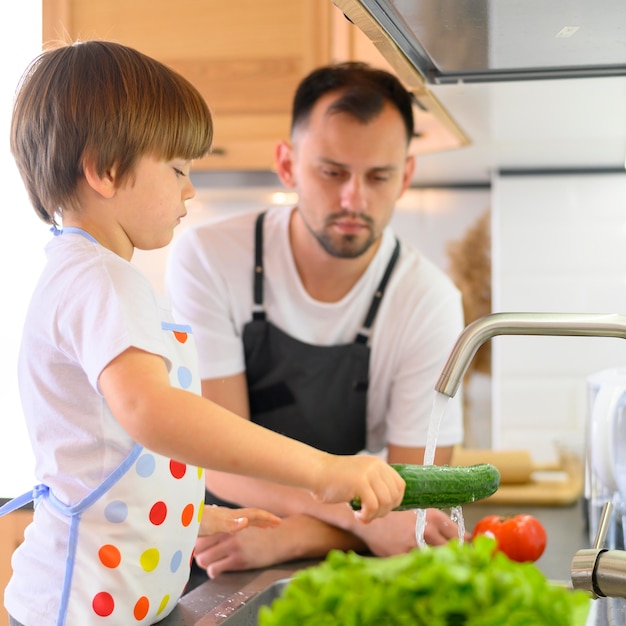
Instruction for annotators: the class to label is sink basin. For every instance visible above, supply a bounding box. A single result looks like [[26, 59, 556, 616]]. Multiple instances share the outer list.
[[217, 578, 289, 625], [191, 571, 292, 626]]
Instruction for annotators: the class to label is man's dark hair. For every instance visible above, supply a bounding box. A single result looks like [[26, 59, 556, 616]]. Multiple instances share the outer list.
[[291, 62, 414, 144]]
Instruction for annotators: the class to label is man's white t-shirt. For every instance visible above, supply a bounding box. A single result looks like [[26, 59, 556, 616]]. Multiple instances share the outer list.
[[167, 206, 464, 453]]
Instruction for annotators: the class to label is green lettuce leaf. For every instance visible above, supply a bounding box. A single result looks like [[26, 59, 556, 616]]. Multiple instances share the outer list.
[[258, 536, 591, 626]]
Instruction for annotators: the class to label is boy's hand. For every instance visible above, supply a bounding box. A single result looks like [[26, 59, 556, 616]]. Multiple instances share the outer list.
[[198, 505, 281, 536], [313, 454, 405, 523]]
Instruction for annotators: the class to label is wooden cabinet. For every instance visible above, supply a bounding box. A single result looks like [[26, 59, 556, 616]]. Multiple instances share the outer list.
[[42, 0, 466, 170], [0, 509, 33, 624], [43, 0, 336, 170]]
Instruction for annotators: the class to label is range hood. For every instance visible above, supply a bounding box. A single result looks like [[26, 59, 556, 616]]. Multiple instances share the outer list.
[[333, 0, 626, 185], [335, 0, 626, 84]]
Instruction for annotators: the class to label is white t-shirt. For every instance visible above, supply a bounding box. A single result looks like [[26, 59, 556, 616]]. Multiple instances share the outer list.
[[5, 233, 174, 625], [167, 206, 464, 453]]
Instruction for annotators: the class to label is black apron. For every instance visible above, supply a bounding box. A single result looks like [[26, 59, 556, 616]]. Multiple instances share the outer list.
[[204, 211, 400, 506]]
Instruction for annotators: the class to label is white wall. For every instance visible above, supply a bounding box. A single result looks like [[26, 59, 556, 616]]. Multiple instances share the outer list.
[[492, 173, 626, 462], [134, 185, 491, 295], [0, 4, 46, 498]]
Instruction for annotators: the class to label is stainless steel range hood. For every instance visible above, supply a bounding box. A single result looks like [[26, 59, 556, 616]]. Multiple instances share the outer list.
[[336, 0, 626, 84]]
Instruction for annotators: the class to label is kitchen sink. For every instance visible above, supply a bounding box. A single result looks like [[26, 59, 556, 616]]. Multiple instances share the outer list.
[[215, 578, 289, 625], [192, 571, 292, 626]]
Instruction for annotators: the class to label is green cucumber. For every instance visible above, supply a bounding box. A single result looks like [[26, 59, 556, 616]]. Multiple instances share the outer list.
[[350, 463, 500, 511]]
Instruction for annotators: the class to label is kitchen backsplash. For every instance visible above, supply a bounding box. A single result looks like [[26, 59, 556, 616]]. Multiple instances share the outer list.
[[492, 172, 626, 462]]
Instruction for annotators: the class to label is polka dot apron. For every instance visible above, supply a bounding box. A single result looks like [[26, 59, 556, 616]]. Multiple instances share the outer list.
[[1, 320, 205, 625]]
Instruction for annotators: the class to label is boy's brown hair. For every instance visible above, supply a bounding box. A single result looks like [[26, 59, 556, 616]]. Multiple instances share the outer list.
[[11, 40, 213, 225]]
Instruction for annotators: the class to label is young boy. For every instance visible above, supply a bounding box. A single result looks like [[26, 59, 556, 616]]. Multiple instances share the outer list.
[[2, 40, 404, 626]]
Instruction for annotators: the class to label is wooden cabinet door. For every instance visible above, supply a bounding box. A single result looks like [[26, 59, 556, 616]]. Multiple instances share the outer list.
[[43, 0, 335, 170], [0, 509, 33, 624]]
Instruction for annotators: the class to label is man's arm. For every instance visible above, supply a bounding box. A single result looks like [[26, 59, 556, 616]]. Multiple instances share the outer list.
[[200, 373, 366, 559], [202, 373, 327, 515], [201, 375, 250, 421], [387, 443, 453, 465], [195, 514, 367, 578], [199, 375, 462, 571]]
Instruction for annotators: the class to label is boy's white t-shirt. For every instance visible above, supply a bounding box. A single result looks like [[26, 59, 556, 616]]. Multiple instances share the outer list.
[[167, 206, 464, 453], [5, 233, 174, 625]]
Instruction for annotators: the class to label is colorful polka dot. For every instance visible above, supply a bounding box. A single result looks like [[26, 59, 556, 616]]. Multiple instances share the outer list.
[[104, 500, 128, 524], [136, 453, 156, 478], [98, 544, 121, 568], [177, 366, 192, 389], [173, 331, 188, 344], [170, 550, 183, 573], [170, 460, 186, 479], [197, 466, 203, 480], [140, 548, 160, 572], [92, 591, 115, 617], [149, 501, 167, 526], [134, 596, 150, 621], [181, 503, 194, 527], [157, 595, 170, 615], [197, 500, 204, 524]]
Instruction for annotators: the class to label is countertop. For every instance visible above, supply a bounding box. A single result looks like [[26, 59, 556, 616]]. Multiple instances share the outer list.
[[159, 497, 626, 625]]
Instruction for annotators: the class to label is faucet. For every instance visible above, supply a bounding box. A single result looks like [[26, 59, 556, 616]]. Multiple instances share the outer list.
[[571, 501, 626, 598], [435, 312, 626, 398], [435, 311, 626, 599]]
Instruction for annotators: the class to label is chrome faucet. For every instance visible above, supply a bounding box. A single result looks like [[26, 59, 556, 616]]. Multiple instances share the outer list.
[[571, 501, 626, 598], [435, 311, 626, 599], [435, 312, 626, 398]]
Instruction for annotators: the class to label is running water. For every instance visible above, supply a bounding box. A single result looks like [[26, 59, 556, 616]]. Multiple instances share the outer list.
[[423, 392, 450, 466], [414, 509, 428, 548], [414, 391, 466, 546], [450, 506, 466, 544]]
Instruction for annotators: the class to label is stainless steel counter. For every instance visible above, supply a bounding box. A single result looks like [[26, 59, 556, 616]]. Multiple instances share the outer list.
[[161, 498, 622, 626], [159, 562, 317, 626]]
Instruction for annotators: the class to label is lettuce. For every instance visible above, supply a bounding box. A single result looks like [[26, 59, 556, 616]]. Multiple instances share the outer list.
[[258, 536, 591, 626]]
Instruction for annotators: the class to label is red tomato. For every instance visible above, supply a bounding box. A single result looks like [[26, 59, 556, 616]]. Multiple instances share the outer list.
[[472, 514, 547, 562]]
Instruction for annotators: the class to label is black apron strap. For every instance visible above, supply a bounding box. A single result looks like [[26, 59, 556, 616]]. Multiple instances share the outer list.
[[355, 238, 401, 344], [252, 211, 266, 321], [252, 210, 399, 343]]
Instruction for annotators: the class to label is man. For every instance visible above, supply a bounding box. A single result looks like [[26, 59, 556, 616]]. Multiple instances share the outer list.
[[166, 62, 465, 579]]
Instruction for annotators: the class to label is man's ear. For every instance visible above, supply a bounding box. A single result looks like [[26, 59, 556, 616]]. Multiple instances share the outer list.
[[400, 154, 416, 195], [274, 140, 296, 189], [82, 155, 117, 199]]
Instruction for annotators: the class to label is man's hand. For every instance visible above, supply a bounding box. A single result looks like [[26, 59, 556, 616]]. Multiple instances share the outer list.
[[198, 505, 281, 536], [351, 508, 468, 556], [194, 514, 367, 578]]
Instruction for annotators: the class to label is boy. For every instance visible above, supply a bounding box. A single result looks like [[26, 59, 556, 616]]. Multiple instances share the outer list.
[[2, 41, 403, 626]]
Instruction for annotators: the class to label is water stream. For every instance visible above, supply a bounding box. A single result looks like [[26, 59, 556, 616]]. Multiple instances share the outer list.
[[414, 391, 466, 546]]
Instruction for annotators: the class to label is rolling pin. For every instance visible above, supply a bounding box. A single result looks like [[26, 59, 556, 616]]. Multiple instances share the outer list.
[[451, 447, 538, 485]]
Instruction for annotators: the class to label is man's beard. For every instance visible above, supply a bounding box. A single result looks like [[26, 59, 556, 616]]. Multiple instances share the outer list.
[[304, 211, 377, 259]]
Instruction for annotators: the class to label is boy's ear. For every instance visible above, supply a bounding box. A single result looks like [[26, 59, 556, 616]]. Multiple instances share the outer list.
[[82, 155, 117, 199]]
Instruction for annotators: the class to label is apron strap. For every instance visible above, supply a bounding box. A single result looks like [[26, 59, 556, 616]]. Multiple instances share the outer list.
[[0, 484, 48, 517], [355, 237, 401, 344], [252, 211, 266, 321], [251, 210, 400, 344]]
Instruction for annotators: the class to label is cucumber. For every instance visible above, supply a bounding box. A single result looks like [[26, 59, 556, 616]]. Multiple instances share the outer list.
[[350, 463, 500, 511]]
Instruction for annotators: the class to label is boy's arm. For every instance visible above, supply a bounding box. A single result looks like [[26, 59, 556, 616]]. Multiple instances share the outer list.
[[98, 347, 404, 522]]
